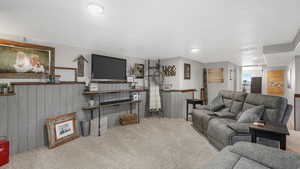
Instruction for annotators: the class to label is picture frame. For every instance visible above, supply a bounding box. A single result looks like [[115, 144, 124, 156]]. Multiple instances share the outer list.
[[134, 64, 144, 79], [184, 63, 191, 80], [208, 68, 224, 83], [0, 39, 55, 78], [162, 65, 176, 76], [46, 112, 79, 149]]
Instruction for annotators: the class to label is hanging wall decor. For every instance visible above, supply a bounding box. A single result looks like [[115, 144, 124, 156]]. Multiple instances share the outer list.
[[267, 70, 284, 96], [208, 68, 224, 83], [162, 65, 176, 76], [134, 63, 144, 79], [73, 55, 88, 77]]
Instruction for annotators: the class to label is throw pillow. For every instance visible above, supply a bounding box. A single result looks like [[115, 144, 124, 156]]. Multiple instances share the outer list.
[[238, 105, 265, 123], [208, 95, 225, 112]]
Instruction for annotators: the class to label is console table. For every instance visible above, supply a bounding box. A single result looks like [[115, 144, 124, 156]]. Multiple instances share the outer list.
[[82, 89, 145, 136], [249, 123, 289, 150]]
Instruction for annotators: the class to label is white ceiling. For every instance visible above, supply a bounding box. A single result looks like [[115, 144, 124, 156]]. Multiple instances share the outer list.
[[0, 0, 300, 66]]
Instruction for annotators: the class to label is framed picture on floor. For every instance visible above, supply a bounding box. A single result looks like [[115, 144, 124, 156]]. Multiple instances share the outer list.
[[46, 112, 79, 149]]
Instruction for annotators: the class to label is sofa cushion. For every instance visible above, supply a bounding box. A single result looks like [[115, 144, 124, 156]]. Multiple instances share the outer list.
[[203, 142, 300, 169], [202, 146, 241, 169], [233, 157, 270, 169], [230, 92, 247, 115], [208, 95, 225, 112], [238, 105, 265, 123], [219, 90, 234, 108], [192, 109, 216, 134], [243, 93, 287, 123]]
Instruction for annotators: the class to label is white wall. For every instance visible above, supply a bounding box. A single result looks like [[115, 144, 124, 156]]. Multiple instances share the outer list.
[[0, 32, 146, 86], [161, 57, 204, 93], [286, 58, 296, 129], [179, 58, 204, 91], [205, 62, 238, 102]]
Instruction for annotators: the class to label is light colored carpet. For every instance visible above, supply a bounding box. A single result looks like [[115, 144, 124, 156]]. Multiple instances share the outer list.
[[2, 118, 217, 169], [287, 130, 300, 154]]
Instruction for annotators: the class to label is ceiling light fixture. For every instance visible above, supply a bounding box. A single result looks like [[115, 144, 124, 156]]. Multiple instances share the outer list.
[[88, 2, 104, 16], [190, 48, 200, 53]]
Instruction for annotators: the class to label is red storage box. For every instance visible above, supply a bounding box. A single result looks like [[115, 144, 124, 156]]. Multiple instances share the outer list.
[[0, 140, 9, 167]]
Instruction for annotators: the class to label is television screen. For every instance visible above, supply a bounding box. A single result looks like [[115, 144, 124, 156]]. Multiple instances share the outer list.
[[91, 54, 126, 81]]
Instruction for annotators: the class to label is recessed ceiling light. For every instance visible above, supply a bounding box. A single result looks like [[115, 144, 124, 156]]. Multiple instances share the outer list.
[[88, 2, 104, 16], [190, 48, 200, 53]]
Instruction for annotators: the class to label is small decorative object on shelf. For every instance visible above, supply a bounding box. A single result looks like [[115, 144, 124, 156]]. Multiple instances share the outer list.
[[89, 98, 95, 106], [0, 83, 8, 94], [7, 82, 14, 93], [120, 113, 138, 125], [48, 75, 55, 84], [89, 83, 98, 91], [253, 120, 265, 127], [84, 77, 90, 92], [132, 93, 139, 101], [127, 76, 134, 83]]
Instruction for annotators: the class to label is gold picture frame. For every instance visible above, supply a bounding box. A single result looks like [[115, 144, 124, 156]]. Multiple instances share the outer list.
[[0, 39, 55, 78]]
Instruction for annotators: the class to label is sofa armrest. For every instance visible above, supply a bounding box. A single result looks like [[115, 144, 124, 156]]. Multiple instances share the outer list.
[[195, 105, 210, 110], [231, 142, 300, 169], [227, 123, 250, 134]]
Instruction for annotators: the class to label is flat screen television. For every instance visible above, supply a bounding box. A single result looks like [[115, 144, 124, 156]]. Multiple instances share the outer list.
[[91, 54, 127, 81]]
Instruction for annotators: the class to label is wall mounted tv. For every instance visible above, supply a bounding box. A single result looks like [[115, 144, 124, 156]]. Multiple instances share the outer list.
[[91, 54, 127, 81]]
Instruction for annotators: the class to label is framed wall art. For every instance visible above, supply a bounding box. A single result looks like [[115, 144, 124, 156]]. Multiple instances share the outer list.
[[162, 65, 176, 76], [208, 68, 224, 83], [267, 70, 284, 96], [184, 63, 191, 80], [0, 39, 55, 78], [46, 112, 79, 149], [134, 63, 144, 79]]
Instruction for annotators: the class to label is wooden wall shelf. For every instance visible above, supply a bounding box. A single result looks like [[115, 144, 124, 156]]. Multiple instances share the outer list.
[[11, 82, 84, 86], [81, 100, 142, 110], [161, 89, 196, 93], [83, 89, 147, 95], [100, 99, 141, 107], [0, 93, 16, 96], [81, 106, 99, 110], [91, 81, 135, 84]]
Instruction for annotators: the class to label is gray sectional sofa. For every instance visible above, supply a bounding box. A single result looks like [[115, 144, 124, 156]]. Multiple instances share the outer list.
[[203, 142, 300, 169], [192, 90, 292, 150]]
